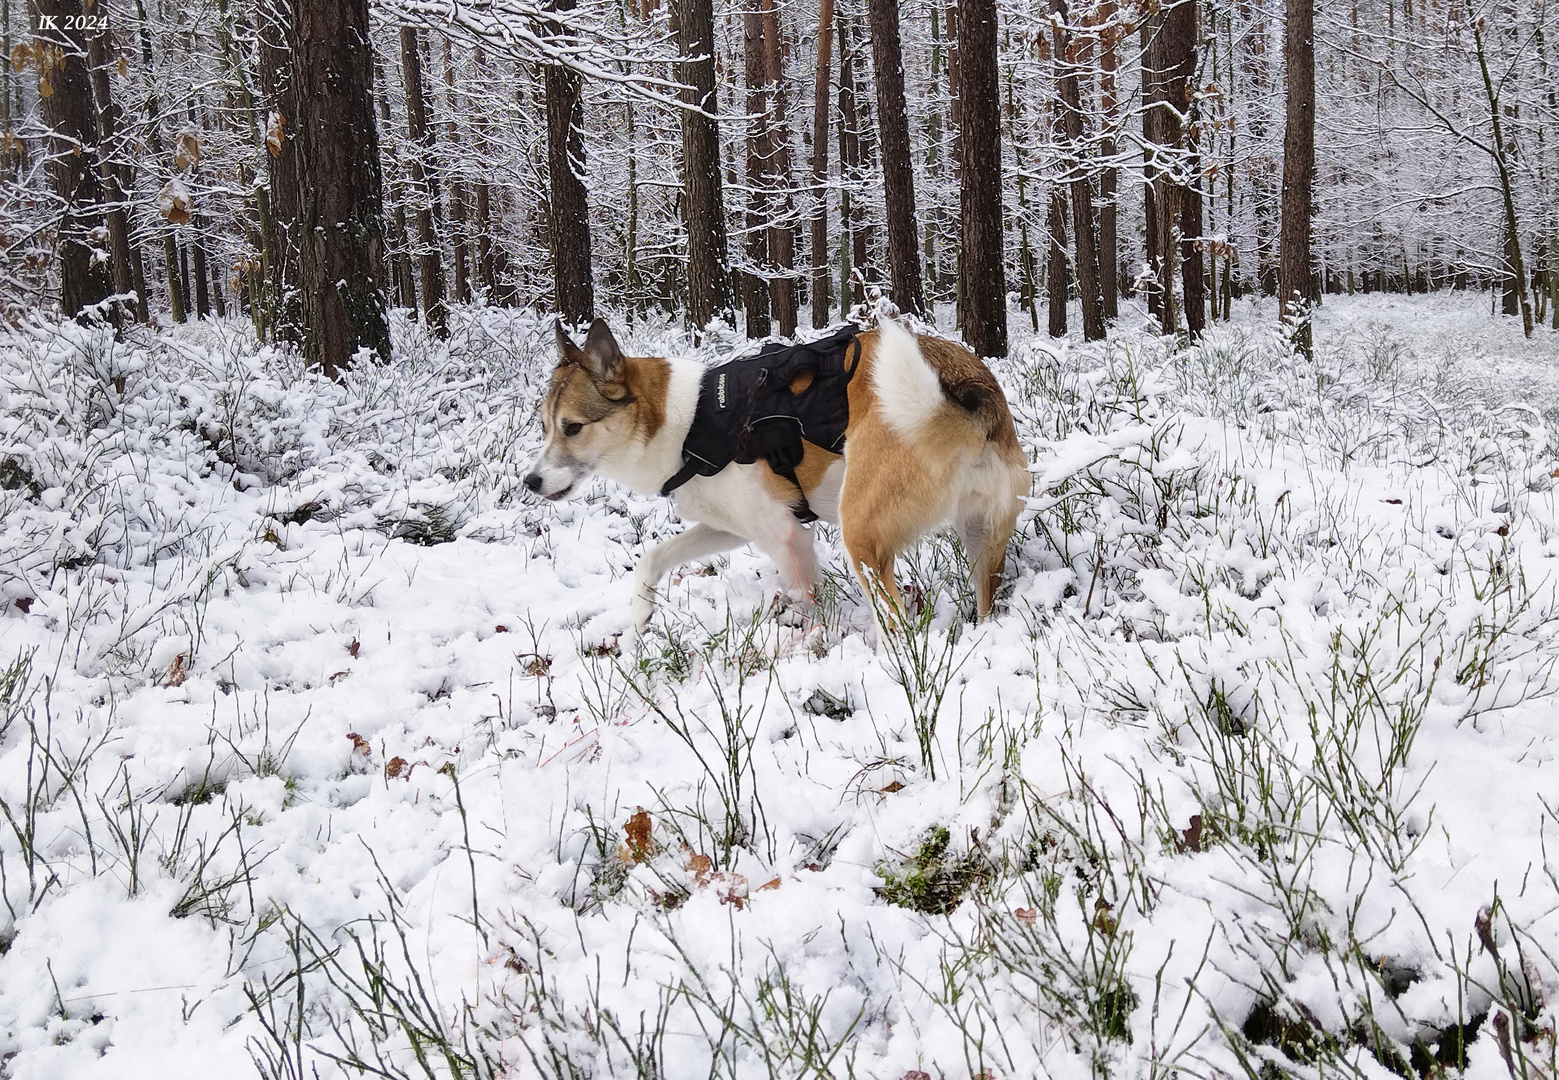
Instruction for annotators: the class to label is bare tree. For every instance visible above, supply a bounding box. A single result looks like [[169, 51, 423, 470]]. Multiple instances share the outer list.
[[1054, 0, 1105, 341], [401, 26, 448, 336], [865, 0, 925, 316], [546, 0, 595, 323], [85, 0, 146, 320], [809, 0, 835, 327], [762, 0, 797, 336], [672, 0, 730, 331], [288, 0, 392, 374], [32, 0, 114, 320], [1278, 0, 1316, 350], [743, 4, 771, 336], [958, 0, 1005, 356]]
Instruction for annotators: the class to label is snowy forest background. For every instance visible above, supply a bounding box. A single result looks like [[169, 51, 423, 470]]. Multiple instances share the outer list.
[[2, 0, 1559, 347], [4, 0, 1559, 1077]]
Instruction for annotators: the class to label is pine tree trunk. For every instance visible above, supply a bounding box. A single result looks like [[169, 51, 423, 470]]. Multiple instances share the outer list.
[[441, 37, 471, 305], [192, 223, 212, 317], [762, 0, 797, 336], [673, 0, 731, 332], [1047, 183, 1069, 338], [545, 0, 594, 323], [289, 0, 391, 375], [957, 0, 1005, 356], [1278, 0, 1316, 349], [743, 7, 771, 337], [865, 0, 925, 317], [809, 0, 835, 327], [84, 0, 144, 320], [373, 54, 418, 310], [1054, 0, 1105, 341], [401, 26, 448, 336], [471, 45, 496, 299], [257, 0, 299, 338], [1175, 0, 1205, 339], [1241, 0, 1277, 295], [33, 0, 114, 320], [1098, 0, 1119, 319], [838, 8, 859, 308]]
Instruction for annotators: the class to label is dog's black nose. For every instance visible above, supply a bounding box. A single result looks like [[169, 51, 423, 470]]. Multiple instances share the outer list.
[[523, 473, 543, 493]]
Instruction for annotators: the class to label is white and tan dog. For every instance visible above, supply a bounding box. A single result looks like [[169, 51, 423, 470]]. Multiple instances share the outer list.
[[523, 318, 1029, 639]]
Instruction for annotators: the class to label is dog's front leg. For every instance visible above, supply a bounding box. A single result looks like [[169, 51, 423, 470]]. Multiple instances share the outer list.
[[631, 523, 745, 635]]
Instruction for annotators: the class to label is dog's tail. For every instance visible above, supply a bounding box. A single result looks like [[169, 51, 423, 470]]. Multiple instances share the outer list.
[[871, 318, 1009, 441]]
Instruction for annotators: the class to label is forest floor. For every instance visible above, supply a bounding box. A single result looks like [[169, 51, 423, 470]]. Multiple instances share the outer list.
[[1, 291, 1558, 1079]]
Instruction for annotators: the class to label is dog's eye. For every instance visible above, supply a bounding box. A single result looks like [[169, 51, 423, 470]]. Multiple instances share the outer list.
[[563, 421, 584, 437]]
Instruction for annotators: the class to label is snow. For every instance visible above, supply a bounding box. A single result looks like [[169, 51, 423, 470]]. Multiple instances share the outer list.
[[1, 294, 1558, 1078]]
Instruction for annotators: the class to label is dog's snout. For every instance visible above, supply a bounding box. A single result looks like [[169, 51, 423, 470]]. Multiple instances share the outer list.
[[523, 473, 543, 493]]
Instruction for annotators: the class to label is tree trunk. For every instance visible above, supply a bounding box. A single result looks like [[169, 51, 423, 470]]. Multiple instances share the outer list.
[[957, 0, 1005, 356], [545, 0, 594, 323], [673, 0, 731, 332], [1047, 183, 1069, 338], [471, 45, 496, 298], [1278, 0, 1316, 351], [1474, 22, 1532, 337], [257, 0, 299, 338], [865, 0, 925, 317], [289, 0, 391, 375], [838, 8, 864, 307], [33, 0, 114, 320], [84, 0, 145, 320], [1098, 0, 1119, 319], [401, 27, 448, 336], [1054, 0, 1105, 341], [1240, 0, 1277, 295], [373, 53, 418, 310], [1142, 0, 1197, 337], [441, 37, 471, 305], [743, 7, 771, 336], [809, 0, 836, 327], [762, 0, 797, 336]]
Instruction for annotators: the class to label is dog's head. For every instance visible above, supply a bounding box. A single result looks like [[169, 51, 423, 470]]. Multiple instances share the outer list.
[[523, 319, 639, 501]]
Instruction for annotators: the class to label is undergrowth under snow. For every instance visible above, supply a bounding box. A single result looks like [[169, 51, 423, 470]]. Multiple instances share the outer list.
[[1, 294, 1558, 1080]]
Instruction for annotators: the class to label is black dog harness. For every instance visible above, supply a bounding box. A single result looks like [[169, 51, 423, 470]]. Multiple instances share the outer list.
[[659, 324, 863, 522]]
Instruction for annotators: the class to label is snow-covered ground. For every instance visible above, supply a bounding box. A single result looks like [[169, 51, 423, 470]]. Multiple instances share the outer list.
[[1, 292, 1557, 1079]]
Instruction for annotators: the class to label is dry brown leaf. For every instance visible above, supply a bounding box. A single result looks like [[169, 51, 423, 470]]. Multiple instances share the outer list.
[[265, 110, 284, 157], [713, 872, 748, 909], [385, 756, 409, 779], [347, 732, 371, 756], [347, 637, 360, 658], [623, 809, 653, 863], [898, 1072, 933, 1080], [1092, 898, 1119, 936], [14, 597, 33, 614], [757, 877, 782, 892], [173, 130, 200, 170], [684, 850, 714, 887], [157, 179, 192, 225], [164, 653, 187, 688], [879, 780, 905, 794], [1013, 907, 1038, 925], [328, 670, 351, 683]]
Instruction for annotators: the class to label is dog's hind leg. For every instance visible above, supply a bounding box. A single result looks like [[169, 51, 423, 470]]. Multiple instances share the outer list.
[[957, 507, 1015, 618], [956, 459, 1028, 617], [632, 523, 744, 634]]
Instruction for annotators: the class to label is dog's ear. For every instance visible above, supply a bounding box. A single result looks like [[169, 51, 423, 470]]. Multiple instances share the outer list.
[[580, 318, 624, 384]]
